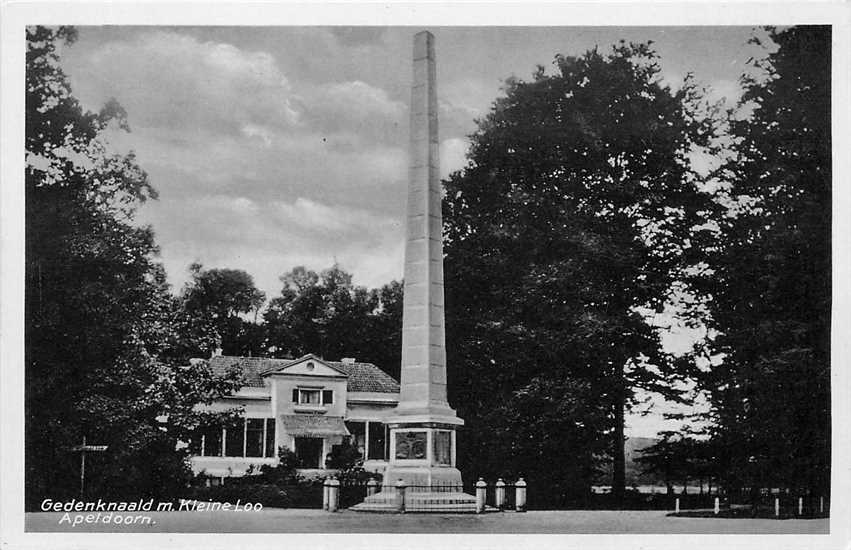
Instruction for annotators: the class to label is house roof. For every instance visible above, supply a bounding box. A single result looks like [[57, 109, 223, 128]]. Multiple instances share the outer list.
[[333, 361, 400, 394], [207, 355, 400, 394], [208, 356, 283, 387], [258, 353, 348, 377]]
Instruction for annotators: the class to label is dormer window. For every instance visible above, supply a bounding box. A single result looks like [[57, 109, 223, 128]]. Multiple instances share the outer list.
[[292, 387, 333, 405], [298, 389, 320, 405]]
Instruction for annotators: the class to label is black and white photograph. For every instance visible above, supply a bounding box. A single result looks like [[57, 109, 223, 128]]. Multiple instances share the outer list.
[[1, 2, 849, 549]]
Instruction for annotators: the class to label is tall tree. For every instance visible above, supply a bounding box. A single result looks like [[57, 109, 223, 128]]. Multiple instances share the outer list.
[[443, 42, 718, 504], [635, 431, 716, 496], [702, 26, 831, 496], [361, 279, 404, 380], [264, 265, 402, 377], [25, 26, 242, 508], [180, 263, 266, 356]]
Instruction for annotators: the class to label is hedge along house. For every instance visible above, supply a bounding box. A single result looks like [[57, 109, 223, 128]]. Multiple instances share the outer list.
[[189, 353, 400, 482]]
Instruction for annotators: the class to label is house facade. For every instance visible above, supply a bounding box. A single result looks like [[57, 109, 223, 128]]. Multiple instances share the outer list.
[[190, 354, 400, 481]]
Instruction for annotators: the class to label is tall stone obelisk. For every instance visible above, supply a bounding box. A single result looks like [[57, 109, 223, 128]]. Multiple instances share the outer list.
[[397, 32, 456, 419], [353, 31, 474, 511], [381, 30, 465, 490]]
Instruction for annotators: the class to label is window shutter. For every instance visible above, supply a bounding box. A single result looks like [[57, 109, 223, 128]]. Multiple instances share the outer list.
[[292, 389, 298, 403], [322, 390, 333, 404]]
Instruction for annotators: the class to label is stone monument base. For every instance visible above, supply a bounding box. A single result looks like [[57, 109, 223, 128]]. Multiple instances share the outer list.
[[350, 465, 479, 513], [350, 489, 479, 513], [382, 465, 463, 487]]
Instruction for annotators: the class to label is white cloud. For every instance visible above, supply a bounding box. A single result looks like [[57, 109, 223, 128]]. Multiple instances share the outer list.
[[138, 194, 404, 297], [705, 78, 742, 106], [319, 80, 403, 120], [231, 196, 260, 214], [440, 137, 470, 179], [298, 80, 406, 146], [273, 197, 398, 235], [441, 77, 494, 120], [659, 71, 686, 92], [687, 148, 723, 178], [241, 124, 275, 146], [71, 30, 299, 135]]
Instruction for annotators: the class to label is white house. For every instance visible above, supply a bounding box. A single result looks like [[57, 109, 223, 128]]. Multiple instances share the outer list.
[[190, 354, 400, 481]]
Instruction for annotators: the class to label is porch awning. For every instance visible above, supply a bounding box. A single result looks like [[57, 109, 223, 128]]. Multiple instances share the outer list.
[[280, 415, 350, 437]]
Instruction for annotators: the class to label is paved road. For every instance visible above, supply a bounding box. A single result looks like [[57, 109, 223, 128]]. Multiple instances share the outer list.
[[25, 508, 830, 534]]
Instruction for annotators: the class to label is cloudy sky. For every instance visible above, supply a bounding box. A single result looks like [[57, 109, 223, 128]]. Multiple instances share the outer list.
[[60, 26, 764, 296], [58, 26, 764, 436]]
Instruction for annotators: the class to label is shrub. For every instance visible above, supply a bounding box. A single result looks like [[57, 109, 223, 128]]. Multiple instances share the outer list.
[[256, 447, 300, 484], [326, 441, 381, 486], [186, 483, 290, 508], [326, 441, 362, 470]]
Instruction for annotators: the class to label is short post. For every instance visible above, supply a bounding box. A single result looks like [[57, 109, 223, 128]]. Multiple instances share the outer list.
[[515, 478, 527, 513], [323, 477, 331, 511], [714, 497, 720, 515], [774, 497, 780, 517], [798, 497, 803, 516], [495, 478, 506, 511], [475, 478, 487, 514], [395, 479, 406, 513], [820, 496, 824, 514], [327, 477, 340, 512], [675, 497, 680, 514], [367, 478, 378, 497]]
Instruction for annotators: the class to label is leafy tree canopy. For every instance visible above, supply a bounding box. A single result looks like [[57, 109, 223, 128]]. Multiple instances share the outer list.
[[700, 26, 831, 494], [183, 263, 266, 320], [443, 40, 719, 504], [264, 265, 403, 378], [25, 26, 242, 508], [180, 263, 267, 356]]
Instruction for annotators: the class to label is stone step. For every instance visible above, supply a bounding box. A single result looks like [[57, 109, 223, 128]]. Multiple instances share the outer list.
[[349, 490, 483, 513]]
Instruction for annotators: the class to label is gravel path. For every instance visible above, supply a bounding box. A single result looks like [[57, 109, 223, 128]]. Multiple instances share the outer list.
[[25, 508, 829, 534]]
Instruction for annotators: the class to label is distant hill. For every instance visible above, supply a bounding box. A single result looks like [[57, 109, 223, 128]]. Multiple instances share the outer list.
[[624, 436, 661, 484], [597, 436, 663, 486]]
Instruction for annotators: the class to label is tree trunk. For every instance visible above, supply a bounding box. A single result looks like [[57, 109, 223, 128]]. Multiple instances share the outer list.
[[612, 380, 626, 507]]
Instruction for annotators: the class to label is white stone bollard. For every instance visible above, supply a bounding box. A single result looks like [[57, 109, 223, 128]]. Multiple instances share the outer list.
[[323, 477, 331, 511], [475, 478, 487, 514], [714, 497, 720, 515], [775, 497, 780, 517], [395, 479, 406, 513], [495, 478, 506, 511], [328, 477, 340, 512], [515, 478, 527, 513], [798, 497, 803, 516], [675, 497, 680, 514], [367, 478, 378, 497]]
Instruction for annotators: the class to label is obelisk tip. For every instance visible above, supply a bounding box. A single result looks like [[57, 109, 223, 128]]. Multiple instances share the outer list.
[[413, 31, 434, 60]]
